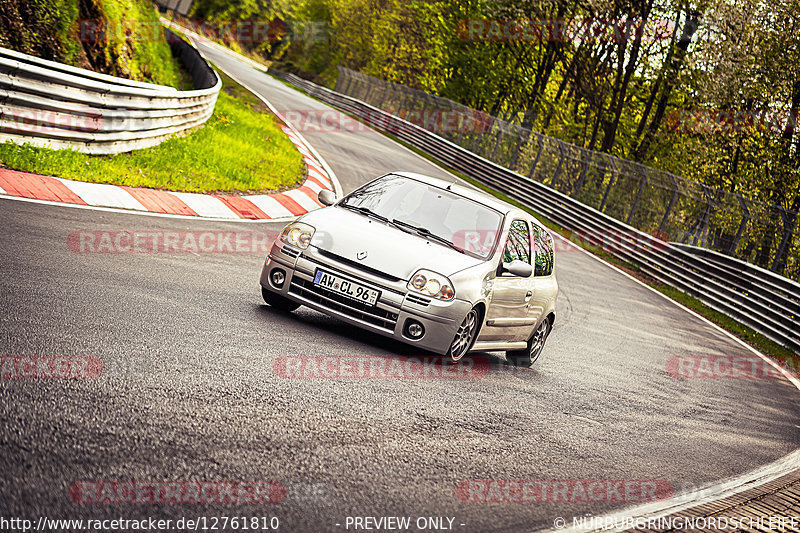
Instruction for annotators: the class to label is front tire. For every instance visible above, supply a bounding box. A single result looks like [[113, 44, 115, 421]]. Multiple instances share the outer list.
[[261, 287, 300, 312], [507, 318, 551, 368], [446, 307, 480, 362]]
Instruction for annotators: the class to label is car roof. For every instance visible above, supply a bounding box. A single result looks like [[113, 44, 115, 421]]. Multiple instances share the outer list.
[[391, 171, 542, 226]]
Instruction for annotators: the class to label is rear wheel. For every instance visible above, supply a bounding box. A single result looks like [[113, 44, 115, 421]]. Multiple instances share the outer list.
[[261, 287, 300, 312], [446, 307, 480, 362], [507, 318, 551, 368]]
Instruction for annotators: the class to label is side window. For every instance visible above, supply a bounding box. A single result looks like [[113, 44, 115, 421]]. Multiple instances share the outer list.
[[533, 225, 554, 277], [503, 220, 531, 264]]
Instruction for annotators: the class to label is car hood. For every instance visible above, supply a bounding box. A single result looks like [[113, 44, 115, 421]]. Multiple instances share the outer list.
[[303, 207, 484, 280]]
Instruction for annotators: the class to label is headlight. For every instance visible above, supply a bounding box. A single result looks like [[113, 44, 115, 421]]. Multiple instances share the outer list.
[[408, 269, 455, 301], [280, 222, 315, 250]]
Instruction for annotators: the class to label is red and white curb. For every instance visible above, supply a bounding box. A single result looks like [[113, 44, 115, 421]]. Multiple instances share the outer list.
[[0, 124, 337, 221]]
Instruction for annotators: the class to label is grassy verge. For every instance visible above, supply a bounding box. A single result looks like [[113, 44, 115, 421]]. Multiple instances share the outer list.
[[0, 69, 305, 194], [375, 129, 800, 370]]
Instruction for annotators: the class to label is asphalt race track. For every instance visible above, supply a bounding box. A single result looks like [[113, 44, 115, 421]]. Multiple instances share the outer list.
[[1, 42, 800, 533]]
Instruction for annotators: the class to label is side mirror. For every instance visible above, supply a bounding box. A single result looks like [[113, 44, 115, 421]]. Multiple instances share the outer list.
[[318, 189, 337, 206], [502, 260, 533, 278]]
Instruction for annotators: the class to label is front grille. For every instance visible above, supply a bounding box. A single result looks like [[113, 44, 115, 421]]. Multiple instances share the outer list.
[[406, 293, 431, 307], [281, 246, 300, 259], [315, 249, 403, 282], [290, 277, 399, 331]]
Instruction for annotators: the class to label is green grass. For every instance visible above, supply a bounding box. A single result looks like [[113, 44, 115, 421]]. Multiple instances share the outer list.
[[0, 69, 305, 194], [371, 128, 800, 369]]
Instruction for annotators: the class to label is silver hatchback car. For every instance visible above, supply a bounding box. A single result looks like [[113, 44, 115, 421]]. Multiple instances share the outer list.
[[260, 172, 558, 367]]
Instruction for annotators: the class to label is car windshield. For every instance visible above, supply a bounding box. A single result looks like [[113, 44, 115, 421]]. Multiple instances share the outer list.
[[340, 174, 503, 259]]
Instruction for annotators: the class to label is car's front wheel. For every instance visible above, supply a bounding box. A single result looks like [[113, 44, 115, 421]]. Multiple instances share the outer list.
[[447, 307, 480, 362], [261, 287, 300, 312], [507, 318, 551, 368]]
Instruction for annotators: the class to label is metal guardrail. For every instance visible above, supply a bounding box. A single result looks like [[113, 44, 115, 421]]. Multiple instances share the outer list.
[[270, 68, 800, 353], [333, 67, 800, 282], [0, 30, 220, 155]]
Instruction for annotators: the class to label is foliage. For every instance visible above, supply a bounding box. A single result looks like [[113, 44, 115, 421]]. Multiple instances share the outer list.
[[0, 0, 187, 87], [0, 0, 81, 63]]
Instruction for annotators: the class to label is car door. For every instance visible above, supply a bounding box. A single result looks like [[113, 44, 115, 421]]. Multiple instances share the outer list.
[[482, 219, 536, 342], [527, 223, 556, 329]]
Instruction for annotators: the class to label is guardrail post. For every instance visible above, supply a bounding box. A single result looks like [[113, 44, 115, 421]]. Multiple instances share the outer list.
[[772, 207, 797, 272], [456, 104, 469, 146], [626, 165, 648, 225], [509, 127, 527, 171], [397, 86, 409, 119], [657, 172, 679, 235], [551, 142, 566, 190], [355, 71, 366, 100], [473, 116, 494, 153], [571, 149, 590, 198], [692, 184, 714, 246], [528, 134, 544, 180], [335, 66, 345, 93], [343, 67, 353, 94], [377, 83, 389, 109], [490, 122, 506, 162], [599, 158, 619, 213], [729, 193, 750, 255]]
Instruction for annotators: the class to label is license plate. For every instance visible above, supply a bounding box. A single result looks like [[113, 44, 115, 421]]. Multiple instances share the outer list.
[[313, 269, 380, 306]]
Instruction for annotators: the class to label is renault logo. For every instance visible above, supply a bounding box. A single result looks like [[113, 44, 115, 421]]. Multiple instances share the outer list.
[[357, 251, 368, 260]]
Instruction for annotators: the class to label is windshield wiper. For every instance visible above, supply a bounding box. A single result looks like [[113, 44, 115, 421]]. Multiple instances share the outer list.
[[391, 219, 463, 253], [340, 203, 390, 223]]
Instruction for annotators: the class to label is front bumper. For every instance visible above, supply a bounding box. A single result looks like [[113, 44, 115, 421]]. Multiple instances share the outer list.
[[260, 241, 471, 355]]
